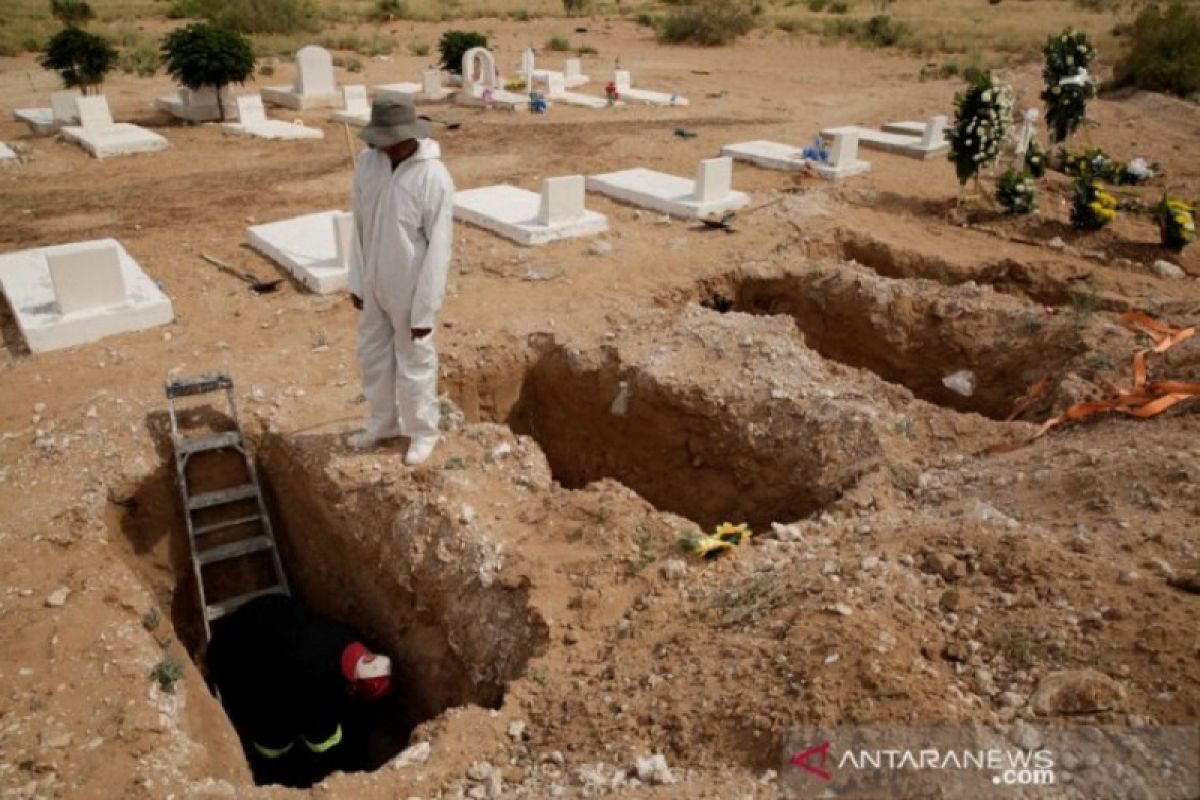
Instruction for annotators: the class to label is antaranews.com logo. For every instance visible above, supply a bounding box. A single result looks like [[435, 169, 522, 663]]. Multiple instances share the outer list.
[[780, 725, 1199, 799]]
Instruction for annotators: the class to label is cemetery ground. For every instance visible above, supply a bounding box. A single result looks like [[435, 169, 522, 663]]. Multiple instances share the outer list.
[[2, 13, 1200, 800]]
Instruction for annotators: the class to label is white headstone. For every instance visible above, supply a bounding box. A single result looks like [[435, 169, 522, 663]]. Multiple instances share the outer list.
[[827, 132, 859, 168], [546, 72, 567, 97], [921, 115, 948, 148], [422, 70, 443, 96], [537, 176, 586, 226], [235, 95, 267, 124], [342, 85, 369, 114], [332, 212, 355, 269], [521, 47, 536, 79], [47, 242, 127, 314], [294, 45, 336, 95], [75, 96, 114, 131], [462, 47, 499, 94], [694, 157, 733, 203], [51, 91, 80, 123], [614, 70, 632, 93], [565, 58, 582, 82]]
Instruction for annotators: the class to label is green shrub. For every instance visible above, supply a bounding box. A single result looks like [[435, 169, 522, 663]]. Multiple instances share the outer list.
[[408, 36, 430, 56], [438, 29, 487, 75], [168, 0, 319, 35], [50, 0, 94, 27], [161, 22, 254, 120], [562, 0, 589, 13], [346, 57, 363, 72], [807, 0, 828, 10], [635, 12, 656, 27], [119, 38, 160, 77], [368, 0, 408, 21], [40, 27, 116, 93], [547, 35, 571, 51], [863, 14, 907, 46], [577, 44, 598, 55], [1112, 1, 1200, 98], [827, 2, 850, 13], [657, 0, 758, 46], [258, 62, 276, 76]]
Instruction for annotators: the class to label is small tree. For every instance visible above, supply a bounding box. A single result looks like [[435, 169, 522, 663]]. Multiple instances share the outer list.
[[438, 30, 488, 76], [50, 0, 95, 26], [39, 27, 116, 93], [161, 22, 254, 120]]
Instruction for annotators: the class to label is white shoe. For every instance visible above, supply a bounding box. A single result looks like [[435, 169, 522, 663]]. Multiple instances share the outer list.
[[404, 435, 438, 466], [347, 428, 400, 450]]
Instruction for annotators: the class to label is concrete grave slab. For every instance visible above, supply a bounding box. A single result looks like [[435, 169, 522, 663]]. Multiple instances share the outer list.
[[586, 157, 748, 220], [613, 70, 688, 107], [59, 96, 168, 159], [156, 85, 234, 122], [538, 72, 613, 109], [13, 91, 80, 136], [330, 85, 370, 126], [0, 238, 173, 353], [534, 57, 590, 90], [722, 132, 874, 180], [822, 116, 949, 160], [376, 71, 456, 105], [261, 45, 341, 110], [454, 176, 608, 246], [223, 95, 324, 140], [247, 210, 352, 294]]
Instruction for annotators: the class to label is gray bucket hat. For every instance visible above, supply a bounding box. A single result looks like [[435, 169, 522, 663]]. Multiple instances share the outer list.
[[358, 99, 430, 147]]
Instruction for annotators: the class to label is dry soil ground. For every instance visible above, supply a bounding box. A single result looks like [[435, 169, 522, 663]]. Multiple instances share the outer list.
[[1, 13, 1199, 800]]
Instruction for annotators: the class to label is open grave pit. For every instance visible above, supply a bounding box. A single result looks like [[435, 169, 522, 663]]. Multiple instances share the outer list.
[[689, 259, 1127, 419], [505, 307, 1019, 530]]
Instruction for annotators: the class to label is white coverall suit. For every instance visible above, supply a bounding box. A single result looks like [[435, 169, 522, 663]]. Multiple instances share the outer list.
[[348, 139, 455, 441]]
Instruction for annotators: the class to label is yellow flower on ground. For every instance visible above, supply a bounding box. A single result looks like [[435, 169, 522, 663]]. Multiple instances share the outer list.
[[714, 522, 752, 545]]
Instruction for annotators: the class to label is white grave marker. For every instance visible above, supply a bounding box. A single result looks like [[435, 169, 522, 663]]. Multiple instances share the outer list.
[[921, 115, 948, 149], [694, 158, 732, 203], [342, 85, 369, 115], [455, 175, 607, 245], [295, 45, 336, 95], [537, 176, 587, 226], [587, 159, 748, 219], [235, 95, 267, 124], [564, 58, 586, 87], [333, 212, 355, 270], [76, 96, 114, 131], [51, 91, 80, 124], [47, 242, 127, 314]]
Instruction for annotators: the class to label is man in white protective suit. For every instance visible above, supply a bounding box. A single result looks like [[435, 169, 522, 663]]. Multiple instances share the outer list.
[[346, 99, 455, 466]]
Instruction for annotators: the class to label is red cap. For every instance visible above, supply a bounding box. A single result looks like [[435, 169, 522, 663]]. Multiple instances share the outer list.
[[341, 642, 392, 700]]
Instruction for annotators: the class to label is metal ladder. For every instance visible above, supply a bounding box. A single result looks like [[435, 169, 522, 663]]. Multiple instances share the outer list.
[[165, 372, 289, 641]]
